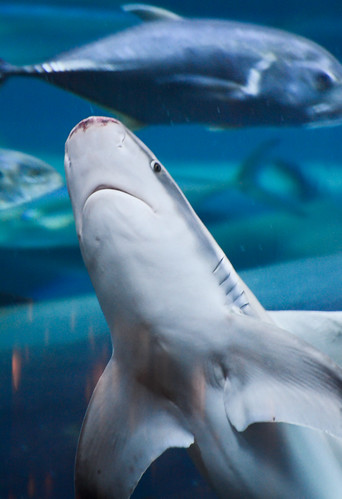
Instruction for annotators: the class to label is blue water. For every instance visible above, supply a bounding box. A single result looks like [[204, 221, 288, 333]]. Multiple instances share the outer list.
[[0, 1, 342, 498]]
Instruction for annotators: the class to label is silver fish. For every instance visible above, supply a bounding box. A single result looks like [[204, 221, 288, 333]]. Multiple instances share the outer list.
[[2, 4, 342, 128]]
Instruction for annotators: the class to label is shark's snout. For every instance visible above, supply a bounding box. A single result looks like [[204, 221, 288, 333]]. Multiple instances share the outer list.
[[65, 116, 127, 177], [68, 116, 123, 140]]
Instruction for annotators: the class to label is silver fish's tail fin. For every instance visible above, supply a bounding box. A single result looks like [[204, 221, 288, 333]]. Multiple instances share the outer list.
[[0, 59, 17, 84], [75, 357, 193, 499]]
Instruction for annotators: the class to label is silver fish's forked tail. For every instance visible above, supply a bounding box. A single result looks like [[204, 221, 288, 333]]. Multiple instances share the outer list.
[[0, 60, 27, 84], [0, 59, 10, 84], [65, 117, 342, 499]]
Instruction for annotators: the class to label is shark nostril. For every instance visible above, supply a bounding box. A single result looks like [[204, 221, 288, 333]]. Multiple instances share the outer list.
[[116, 128, 126, 148]]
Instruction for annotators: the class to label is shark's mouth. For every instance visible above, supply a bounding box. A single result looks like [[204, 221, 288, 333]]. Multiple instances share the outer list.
[[87, 185, 154, 211]]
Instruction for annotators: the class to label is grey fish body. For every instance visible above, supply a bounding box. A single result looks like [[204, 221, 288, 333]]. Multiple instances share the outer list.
[[3, 6, 342, 127], [0, 148, 63, 210]]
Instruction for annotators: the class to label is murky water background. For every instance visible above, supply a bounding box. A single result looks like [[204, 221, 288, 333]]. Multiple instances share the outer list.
[[0, 1, 342, 497]]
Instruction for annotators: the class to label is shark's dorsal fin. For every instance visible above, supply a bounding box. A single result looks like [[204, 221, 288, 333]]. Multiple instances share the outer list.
[[122, 3, 182, 22]]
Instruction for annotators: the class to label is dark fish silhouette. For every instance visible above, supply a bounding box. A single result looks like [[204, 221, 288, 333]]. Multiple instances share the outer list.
[[2, 4, 342, 128]]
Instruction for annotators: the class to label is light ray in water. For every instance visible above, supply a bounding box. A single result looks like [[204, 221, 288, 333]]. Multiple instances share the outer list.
[[44, 327, 50, 346], [11, 349, 21, 392], [44, 472, 54, 498], [27, 475, 35, 498]]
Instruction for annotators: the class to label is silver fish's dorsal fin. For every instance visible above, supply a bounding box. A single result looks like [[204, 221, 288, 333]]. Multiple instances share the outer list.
[[122, 3, 182, 22]]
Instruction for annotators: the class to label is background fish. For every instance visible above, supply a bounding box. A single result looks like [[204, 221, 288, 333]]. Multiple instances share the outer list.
[[0, 148, 63, 210], [1, 4, 342, 128], [0, 149, 75, 249]]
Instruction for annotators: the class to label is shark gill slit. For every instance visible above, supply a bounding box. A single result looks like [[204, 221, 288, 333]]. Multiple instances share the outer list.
[[212, 256, 250, 311]]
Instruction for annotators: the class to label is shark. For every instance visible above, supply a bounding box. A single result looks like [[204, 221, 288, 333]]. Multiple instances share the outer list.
[[65, 116, 342, 498]]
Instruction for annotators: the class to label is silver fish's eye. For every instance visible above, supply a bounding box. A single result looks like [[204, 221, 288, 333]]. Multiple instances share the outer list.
[[28, 168, 40, 177], [151, 160, 162, 173], [315, 71, 334, 92]]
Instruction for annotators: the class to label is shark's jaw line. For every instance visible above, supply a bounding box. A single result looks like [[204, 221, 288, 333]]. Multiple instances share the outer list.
[[86, 185, 154, 212]]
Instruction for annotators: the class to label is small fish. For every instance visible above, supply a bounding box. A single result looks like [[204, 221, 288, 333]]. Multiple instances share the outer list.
[[65, 116, 342, 499], [0, 184, 77, 248], [2, 4, 342, 128], [192, 138, 318, 221], [0, 150, 75, 248], [0, 148, 63, 210]]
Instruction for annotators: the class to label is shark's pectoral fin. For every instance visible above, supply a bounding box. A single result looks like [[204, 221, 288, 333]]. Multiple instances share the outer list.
[[222, 314, 342, 438], [269, 310, 342, 365], [75, 357, 194, 499]]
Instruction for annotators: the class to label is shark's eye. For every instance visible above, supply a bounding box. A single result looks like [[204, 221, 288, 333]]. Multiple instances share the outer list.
[[151, 160, 162, 173]]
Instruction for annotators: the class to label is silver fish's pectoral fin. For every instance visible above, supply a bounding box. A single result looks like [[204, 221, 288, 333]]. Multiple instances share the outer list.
[[157, 74, 248, 101], [269, 310, 342, 365], [222, 313, 342, 438], [122, 4, 182, 22], [75, 357, 194, 499], [111, 109, 146, 131]]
